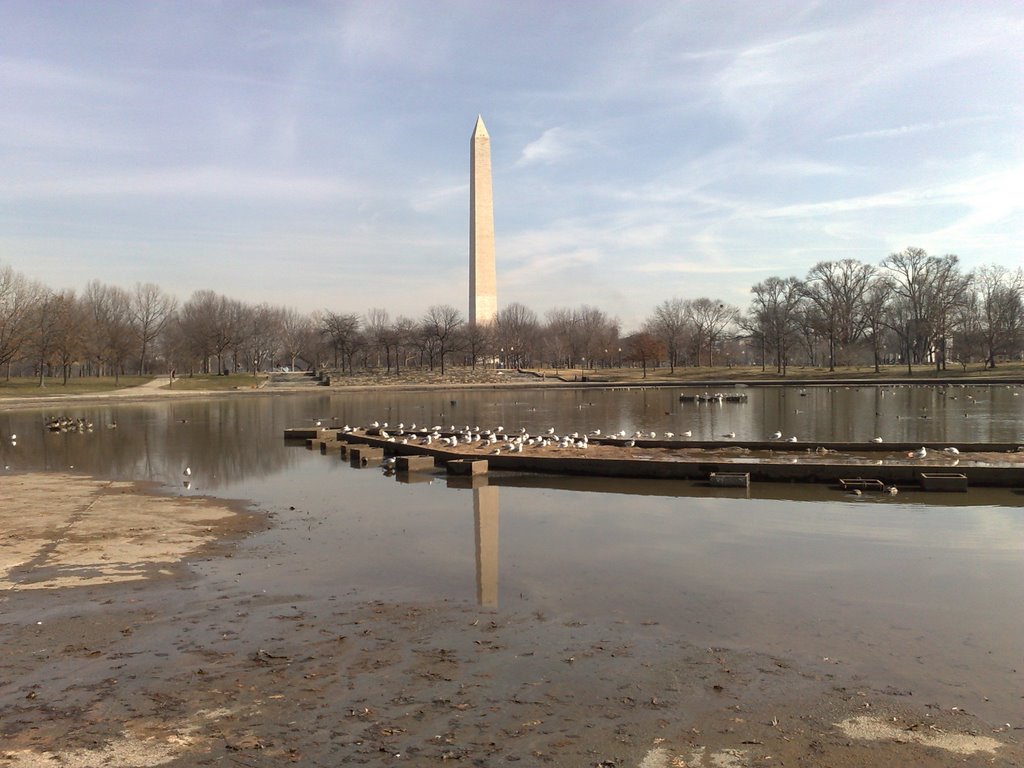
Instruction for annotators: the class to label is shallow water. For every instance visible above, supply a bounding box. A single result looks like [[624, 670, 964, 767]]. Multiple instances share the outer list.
[[1, 384, 1022, 722]]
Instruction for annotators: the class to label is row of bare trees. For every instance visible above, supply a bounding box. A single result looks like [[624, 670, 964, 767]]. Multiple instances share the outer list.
[[631, 251, 1021, 376], [737, 249, 1023, 374], [0, 259, 626, 381], [1, 246, 1021, 383], [623, 249, 1022, 376]]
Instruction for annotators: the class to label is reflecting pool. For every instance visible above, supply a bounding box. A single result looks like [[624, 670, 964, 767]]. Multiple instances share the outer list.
[[1, 384, 1021, 723]]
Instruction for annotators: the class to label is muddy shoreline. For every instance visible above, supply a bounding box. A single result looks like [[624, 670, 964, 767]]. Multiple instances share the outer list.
[[1, 473, 1020, 766]]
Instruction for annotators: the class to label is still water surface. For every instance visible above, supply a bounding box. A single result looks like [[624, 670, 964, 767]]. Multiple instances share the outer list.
[[1, 384, 1022, 722]]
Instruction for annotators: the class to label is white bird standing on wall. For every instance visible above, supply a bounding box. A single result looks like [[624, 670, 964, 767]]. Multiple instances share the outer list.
[[908, 446, 927, 459]]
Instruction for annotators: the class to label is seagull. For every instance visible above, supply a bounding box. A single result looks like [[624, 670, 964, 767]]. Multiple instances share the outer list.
[[943, 446, 960, 455], [624, 439, 635, 448], [723, 432, 736, 439], [871, 437, 883, 443], [771, 430, 782, 440], [786, 436, 798, 442], [908, 446, 928, 459], [183, 466, 192, 476], [681, 430, 692, 438]]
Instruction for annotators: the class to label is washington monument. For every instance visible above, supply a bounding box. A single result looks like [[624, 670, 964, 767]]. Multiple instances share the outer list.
[[469, 115, 497, 325]]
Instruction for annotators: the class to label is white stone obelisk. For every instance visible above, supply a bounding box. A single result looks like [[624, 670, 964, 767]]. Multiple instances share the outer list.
[[470, 115, 498, 325]]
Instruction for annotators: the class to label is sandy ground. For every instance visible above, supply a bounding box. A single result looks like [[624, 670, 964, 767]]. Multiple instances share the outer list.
[[1, 473, 1021, 767]]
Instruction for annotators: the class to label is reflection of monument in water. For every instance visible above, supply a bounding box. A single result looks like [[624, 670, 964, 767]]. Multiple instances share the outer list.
[[469, 115, 498, 325], [473, 485, 499, 607]]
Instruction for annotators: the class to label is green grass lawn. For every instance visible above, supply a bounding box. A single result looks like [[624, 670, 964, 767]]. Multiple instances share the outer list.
[[0, 376, 152, 396], [1, 363, 1019, 399], [0, 373, 268, 396], [526, 361, 1024, 383]]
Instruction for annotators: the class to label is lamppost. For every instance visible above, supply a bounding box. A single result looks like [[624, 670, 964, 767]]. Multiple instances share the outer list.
[[498, 348, 504, 370], [617, 347, 622, 368]]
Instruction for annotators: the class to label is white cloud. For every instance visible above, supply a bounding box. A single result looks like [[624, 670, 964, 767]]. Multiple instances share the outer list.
[[828, 116, 997, 142], [516, 127, 577, 167], [409, 181, 467, 213], [0, 167, 354, 201], [634, 262, 781, 275], [0, 55, 123, 92], [761, 167, 1024, 223]]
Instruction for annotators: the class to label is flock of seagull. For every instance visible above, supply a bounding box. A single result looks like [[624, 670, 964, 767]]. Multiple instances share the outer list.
[[329, 420, 961, 460]]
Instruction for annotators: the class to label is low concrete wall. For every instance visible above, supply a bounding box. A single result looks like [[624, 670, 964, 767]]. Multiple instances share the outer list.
[[311, 430, 1024, 487]]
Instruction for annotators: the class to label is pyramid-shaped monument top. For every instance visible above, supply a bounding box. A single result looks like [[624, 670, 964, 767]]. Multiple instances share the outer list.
[[473, 115, 489, 138]]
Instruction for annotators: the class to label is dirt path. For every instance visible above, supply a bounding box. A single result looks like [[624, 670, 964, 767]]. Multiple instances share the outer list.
[[1, 473, 1020, 767]]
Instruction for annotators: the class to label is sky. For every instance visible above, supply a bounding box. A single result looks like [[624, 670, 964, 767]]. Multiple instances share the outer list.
[[1, 1, 1022, 330]]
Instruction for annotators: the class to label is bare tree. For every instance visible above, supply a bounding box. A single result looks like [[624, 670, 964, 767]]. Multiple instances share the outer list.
[[461, 322, 492, 369], [974, 264, 1024, 368], [131, 282, 177, 375], [81, 280, 135, 383], [176, 291, 215, 374], [365, 308, 392, 371], [27, 289, 63, 386], [495, 302, 540, 368], [862, 277, 891, 373], [391, 316, 416, 374], [542, 308, 575, 369], [421, 305, 464, 374], [689, 297, 738, 367], [927, 255, 972, 371], [280, 309, 316, 371], [880, 248, 969, 373], [749, 277, 804, 375], [0, 264, 40, 378], [320, 311, 361, 372], [802, 259, 874, 370], [243, 303, 284, 375], [644, 298, 689, 373], [176, 291, 233, 374], [573, 305, 620, 368]]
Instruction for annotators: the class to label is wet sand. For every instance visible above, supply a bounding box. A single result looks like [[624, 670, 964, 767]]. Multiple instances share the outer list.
[[1, 473, 1020, 766]]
